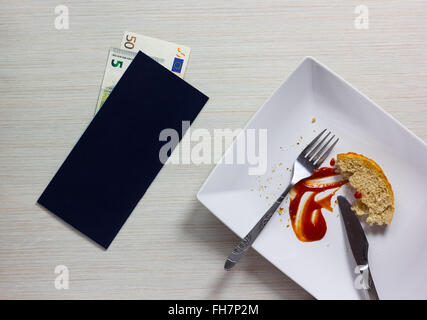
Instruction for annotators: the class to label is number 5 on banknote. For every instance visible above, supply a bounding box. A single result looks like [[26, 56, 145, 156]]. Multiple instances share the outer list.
[[94, 48, 136, 114]]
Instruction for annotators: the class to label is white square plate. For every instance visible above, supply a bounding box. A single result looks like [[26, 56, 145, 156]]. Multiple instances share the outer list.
[[197, 57, 427, 299]]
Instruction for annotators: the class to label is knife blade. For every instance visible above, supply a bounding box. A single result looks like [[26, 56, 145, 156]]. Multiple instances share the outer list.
[[337, 196, 379, 300]]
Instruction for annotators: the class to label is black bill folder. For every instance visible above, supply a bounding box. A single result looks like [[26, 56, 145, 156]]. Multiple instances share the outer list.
[[38, 51, 208, 249]]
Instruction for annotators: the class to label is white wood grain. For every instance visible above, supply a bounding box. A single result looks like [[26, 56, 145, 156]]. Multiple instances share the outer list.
[[0, 0, 426, 299]]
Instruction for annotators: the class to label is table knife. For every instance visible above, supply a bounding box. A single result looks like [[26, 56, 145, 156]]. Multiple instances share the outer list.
[[337, 195, 379, 300]]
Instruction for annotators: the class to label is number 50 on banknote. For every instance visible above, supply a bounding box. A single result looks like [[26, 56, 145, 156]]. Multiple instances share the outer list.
[[120, 31, 191, 79]]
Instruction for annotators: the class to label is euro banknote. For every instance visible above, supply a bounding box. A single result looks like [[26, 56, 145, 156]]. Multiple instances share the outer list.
[[120, 31, 191, 79], [95, 47, 137, 113]]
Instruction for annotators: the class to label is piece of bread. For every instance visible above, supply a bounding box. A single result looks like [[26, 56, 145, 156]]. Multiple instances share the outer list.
[[336, 152, 394, 225]]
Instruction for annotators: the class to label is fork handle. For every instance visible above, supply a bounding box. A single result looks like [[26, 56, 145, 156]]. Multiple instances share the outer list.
[[224, 184, 294, 270]]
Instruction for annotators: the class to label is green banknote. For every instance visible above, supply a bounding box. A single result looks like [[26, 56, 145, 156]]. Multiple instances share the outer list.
[[95, 48, 137, 113]]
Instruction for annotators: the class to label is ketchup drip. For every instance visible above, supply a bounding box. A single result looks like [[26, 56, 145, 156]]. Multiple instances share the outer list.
[[289, 167, 347, 242]]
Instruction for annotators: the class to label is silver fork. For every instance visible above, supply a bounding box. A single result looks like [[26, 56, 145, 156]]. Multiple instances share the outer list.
[[224, 129, 339, 270]]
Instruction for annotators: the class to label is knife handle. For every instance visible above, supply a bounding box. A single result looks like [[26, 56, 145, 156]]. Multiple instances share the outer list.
[[361, 265, 380, 300]]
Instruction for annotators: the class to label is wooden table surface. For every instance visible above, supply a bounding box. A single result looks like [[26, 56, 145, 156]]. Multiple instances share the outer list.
[[1, 0, 426, 299]]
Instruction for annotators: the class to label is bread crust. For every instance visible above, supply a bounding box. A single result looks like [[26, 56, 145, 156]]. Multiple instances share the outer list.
[[337, 152, 394, 225]]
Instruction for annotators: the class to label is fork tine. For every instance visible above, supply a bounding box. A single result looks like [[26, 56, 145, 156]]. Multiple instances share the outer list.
[[306, 131, 331, 160], [311, 134, 335, 163], [314, 137, 339, 166], [300, 129, 327, 157]]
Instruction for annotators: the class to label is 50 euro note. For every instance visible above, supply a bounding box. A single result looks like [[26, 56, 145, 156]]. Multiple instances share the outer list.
[[95, 47, 137, 113], [120, 31, 191, 79]]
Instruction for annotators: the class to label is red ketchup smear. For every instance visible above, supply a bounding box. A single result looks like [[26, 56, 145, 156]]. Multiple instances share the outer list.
[[354, 191, 362, 199], [330, 158, 335, 166], [289, 167, 347, 242]]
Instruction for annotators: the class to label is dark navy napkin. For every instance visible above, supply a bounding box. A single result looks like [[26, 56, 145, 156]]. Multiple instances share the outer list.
[[38, 51, 208, 249]]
